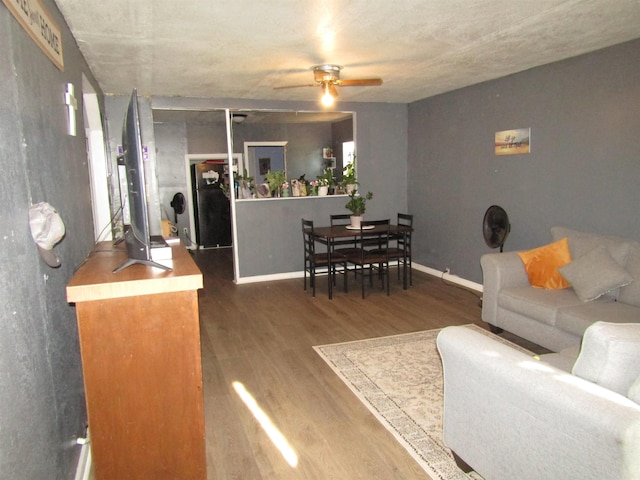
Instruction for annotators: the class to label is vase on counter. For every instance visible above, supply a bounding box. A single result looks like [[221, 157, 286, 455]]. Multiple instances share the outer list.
[[318, 185, 329, 196]]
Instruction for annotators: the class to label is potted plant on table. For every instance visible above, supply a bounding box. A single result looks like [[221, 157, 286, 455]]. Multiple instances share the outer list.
[[345, 190, 373, 228]]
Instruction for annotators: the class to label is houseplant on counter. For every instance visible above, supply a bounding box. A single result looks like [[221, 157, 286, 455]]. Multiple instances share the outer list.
[[264, 170, 287, 197], [341, 156, 358, 194], [316, 168, 334, 196], [235, 169, 254, 199], [345, 190, 373, 228]]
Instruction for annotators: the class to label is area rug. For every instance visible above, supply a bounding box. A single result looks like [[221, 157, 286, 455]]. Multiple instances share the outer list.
[[314, 324, 531, 480]]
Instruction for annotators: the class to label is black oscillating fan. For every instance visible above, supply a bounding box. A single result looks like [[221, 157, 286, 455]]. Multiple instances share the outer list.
[[170, 192, 186, 223], [482, 205, 511, 252]]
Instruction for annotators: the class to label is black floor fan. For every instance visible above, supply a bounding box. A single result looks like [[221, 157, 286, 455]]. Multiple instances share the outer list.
[[482, 205, 511, 252], [170, 192, 185, 224], [480, 205, 511, 317]]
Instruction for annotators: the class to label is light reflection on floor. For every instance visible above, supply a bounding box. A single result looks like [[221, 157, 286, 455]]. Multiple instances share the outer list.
[[232, 381, 299, 468]]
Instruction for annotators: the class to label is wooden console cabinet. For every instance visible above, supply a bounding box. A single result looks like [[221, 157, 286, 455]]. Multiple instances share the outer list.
[[67, 242, 206, 480]]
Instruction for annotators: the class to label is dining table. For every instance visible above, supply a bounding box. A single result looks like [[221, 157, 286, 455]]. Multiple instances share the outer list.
[[311, 223, 413, 298]]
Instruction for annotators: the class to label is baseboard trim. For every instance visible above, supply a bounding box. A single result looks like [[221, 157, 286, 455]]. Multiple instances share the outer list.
[[235, 263, 483, 292], [413, 264, 483, 292], [74, 432, 92, 480], [235, 270, 304, 284]]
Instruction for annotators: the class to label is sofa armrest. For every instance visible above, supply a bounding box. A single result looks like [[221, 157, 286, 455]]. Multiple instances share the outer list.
[[480, 251, 529, 325], [437, 326, 640, 480]]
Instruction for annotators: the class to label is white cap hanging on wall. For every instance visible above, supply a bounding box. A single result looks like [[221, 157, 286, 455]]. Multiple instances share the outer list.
[[29, 202, 66, 268]]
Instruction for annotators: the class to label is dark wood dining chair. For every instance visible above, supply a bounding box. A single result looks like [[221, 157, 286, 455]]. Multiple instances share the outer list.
[[391, 213, 414, 285], [369, 213, 413, 287], [329, 213, 361, 256], [301, 219, 347, 299], [344, 219, 391, 299]]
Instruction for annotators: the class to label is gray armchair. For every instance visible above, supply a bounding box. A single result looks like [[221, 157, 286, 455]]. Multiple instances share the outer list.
[[436, 325, 640, 480]]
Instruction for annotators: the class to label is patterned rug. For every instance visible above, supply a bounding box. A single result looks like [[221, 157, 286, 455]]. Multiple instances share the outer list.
[[314, 324, 529, 480]]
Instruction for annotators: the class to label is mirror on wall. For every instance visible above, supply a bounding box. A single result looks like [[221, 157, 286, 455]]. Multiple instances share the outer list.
[[230, 110, 354, 186], [152, 107, 355, 192]]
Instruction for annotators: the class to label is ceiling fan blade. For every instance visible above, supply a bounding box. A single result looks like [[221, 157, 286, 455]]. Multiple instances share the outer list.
[[273, 83, 317, 90], [338, 78, 383, 87]]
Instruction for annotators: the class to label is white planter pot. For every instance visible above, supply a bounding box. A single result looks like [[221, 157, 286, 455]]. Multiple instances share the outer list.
[[318, 185, 329, 196], [345, 184, 357, 194], [350, 215, 363, 228]]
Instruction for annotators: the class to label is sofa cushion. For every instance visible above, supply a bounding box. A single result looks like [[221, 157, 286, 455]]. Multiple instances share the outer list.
[[551, 226, 633, 266], [538, 344, 580, 372], [572, 322, 640, 397], [618, 243, 640, 308], [516, 238, 572, 289], [498, 286, 586, 327], [555, 300, 636, 337], [558, 246, 633, 302]]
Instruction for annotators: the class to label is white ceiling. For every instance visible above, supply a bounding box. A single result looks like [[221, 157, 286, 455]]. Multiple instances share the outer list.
[[54, 0, 640, 104]]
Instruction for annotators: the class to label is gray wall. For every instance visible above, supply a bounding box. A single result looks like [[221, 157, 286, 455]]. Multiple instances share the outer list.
[[408, 38, 640, 284], [1, 1, 101, 477], [155, 121, 189, 236]]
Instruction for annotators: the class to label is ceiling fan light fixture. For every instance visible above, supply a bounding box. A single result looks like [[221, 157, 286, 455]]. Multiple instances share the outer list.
[[321, 83, 335, 107]]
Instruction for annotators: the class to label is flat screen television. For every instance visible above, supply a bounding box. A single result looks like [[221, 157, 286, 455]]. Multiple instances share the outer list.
[[113, 89, 171, 273]]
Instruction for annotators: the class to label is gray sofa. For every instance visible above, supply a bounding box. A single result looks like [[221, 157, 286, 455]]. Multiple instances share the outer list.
[[481, 226, 640, 352], [437, 323, 640, 480]]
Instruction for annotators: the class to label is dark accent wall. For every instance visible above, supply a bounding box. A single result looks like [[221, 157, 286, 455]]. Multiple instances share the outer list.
[[408, 39, 640, 284], [1, 1, 100, 477]]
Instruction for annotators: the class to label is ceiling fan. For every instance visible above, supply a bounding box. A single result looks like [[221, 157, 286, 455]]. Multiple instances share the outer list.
[[274, 64, 383, 106]]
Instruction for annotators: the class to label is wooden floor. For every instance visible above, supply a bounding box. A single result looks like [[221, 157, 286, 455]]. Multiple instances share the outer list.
[[192, 249, 491, 479]]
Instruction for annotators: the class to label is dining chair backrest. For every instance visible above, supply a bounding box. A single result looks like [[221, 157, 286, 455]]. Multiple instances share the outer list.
[[351, 219, 391, 298], [330, 213, 359, 250], [360, 219, 391, 255], [395, 213, 413, 286], [302, 218, 316, 256], [398, 213, 413, 229], [396, 213, 413, 247], [330, 214, 352, 226]]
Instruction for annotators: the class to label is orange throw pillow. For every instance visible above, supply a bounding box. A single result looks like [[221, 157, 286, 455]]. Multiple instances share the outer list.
[[517, 237, 572, 289]]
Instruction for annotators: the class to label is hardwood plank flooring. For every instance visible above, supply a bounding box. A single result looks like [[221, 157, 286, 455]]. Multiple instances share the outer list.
[[192, 248, 532, 480]]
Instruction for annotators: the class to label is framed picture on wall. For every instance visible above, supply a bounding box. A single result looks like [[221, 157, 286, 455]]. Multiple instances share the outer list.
[[495, 128, 531, 155], [259, 157, 271, 175]]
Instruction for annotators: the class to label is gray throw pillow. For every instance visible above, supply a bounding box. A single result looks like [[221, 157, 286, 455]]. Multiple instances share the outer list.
[[572, 322, 640, 397], [559, 246, 633, 302]]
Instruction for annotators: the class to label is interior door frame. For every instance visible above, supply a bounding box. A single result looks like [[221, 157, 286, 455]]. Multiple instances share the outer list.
[[184, 153, 242, 249], [82, 75, 112, 241], [243, 141, 288, 181]]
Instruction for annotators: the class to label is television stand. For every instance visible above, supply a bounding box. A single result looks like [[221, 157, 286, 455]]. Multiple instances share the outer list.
[[67, 241, 205, 479], [112, 257, 172, 273]]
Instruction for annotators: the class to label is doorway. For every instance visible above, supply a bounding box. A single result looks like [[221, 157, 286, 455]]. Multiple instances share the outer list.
[[243, 141, 288, 183], [184, 153, 242, 249]]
